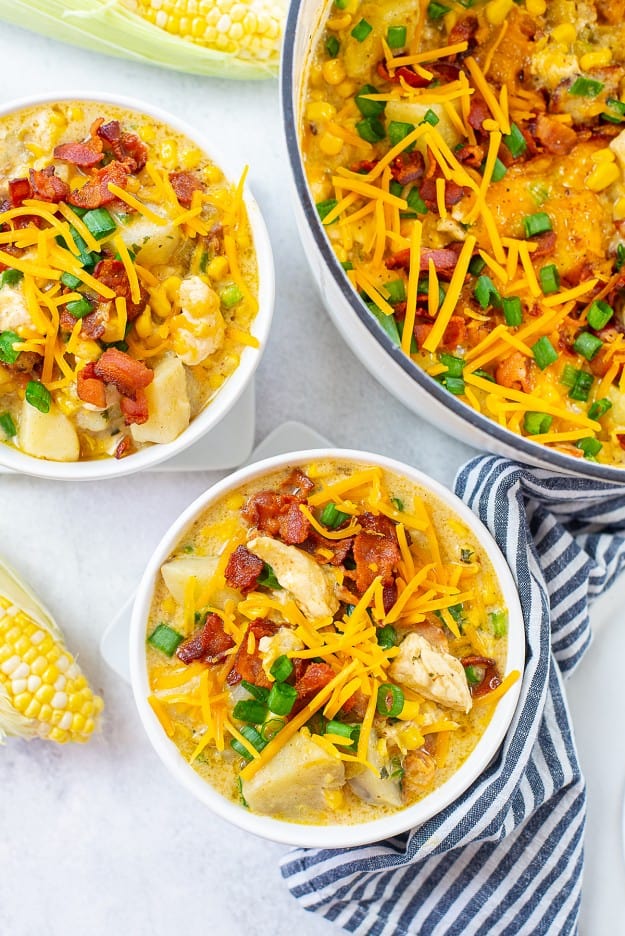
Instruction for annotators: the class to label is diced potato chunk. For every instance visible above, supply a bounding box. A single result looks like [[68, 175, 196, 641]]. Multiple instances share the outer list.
[[130, 353, 190, 445], [18, 400, 79, 462], [348, 733, 403, 807], [385, 101, 462, 150], [118, 214, 181, 267], [247, 536, 339, 620], [241, 731, 345, 819], [0, 286, 30, 332], [160, 555, 239, 608]]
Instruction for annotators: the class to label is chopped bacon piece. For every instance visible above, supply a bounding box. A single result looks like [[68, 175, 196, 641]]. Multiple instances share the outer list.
[[279, 468, 315, 498], [301, 529, 353, 566], [292, 661, 334, 713], [120, 388, 149, 426], [415, 315, 466, 350], [8, 177, 32, 207], [461, 655, 501, 697], [359, 512, 396, 537], [349, 159, 378, 174], [618, 434, 625, 451], [176, 612, 235, 665], [92, 258, 148, 320], [386, 246, 460, 280], [114, 436, 132, 459], [226, 619, 277, 687], [279, 501, 310, 545], [76, 363, 107, 408], [169, 171, 204, 208], [28, 167, 69, 203], [532, 230, 557, 259], [448, 14, 478, 46], [495, 351, 534, 394], [390, 150, 425, 186], [376, 59, 429, 87], [353, 520, 400, 594], [455, 144, 484, 168], [93, 347, 153, 400], [534, 114, 577, 155], [224, 545, 264, 593], [80, 305, 109, 341], [340, 689, 368, 721], [119, 132, 148, 173], [382, 581, 397, 615], [242, 490, 311, 544], [53, 140, 103, 168], [68, 161, 130, 210], [94, 120, 148, 173], [419, 176, 467, 212], [468, 94, 491, 132]]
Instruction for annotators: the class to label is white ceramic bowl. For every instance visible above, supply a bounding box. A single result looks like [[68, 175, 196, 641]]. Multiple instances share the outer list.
[[130, 448, 525, 848], [0, 91, 274, 480], [281, 1, 625, 484]]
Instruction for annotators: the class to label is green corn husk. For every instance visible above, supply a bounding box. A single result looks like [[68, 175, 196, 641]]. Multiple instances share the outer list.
[[0, 0, 282, 80]]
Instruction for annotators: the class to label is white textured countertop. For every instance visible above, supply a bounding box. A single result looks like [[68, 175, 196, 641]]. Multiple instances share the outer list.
[[0, 21, 623, 936]]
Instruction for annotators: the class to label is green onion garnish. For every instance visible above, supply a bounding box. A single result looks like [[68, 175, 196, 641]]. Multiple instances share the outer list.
[[422, 108, 440, 126], [66, 297, 94, 319], [356, 116, 386, 143], [523, 212, 552, 238], [445, 377, 466, 395], [560, 364, 579, 388], [60, 272, 82, 290], [474, 274, 501, 309], [569, 76, 604, 98], [388, 120, 416, 149], [390, 496, 404, 511], [199, 250, 209, 273], [0, 268, 23, 288], [326, 35, 340, 57], [351, 18, 372, 41], [368, 304, 401, 344], [468, 255, 487, 276], [257, 562, 282, 590], [577, 437, 602, 459], [267, 682, 298, 716], [586, 299, 613, 331], [377, 625, 398, 649], [573, 331, 603, 361], [260, 717, 286, 742], [489, 610, 508, 638], [524, 411, 553, 435], [341, 260, 354, 272], [241, 680, 270, 703], [602, 97, 625, 123], [568, 370, 594, 402], [0, 411, 16, 438], [147, 623, 184, 657], [481, 157, 507, 181], [320, 501, 350, 528], [233, 699, 268, 724], [325, 720, 357, 745], [0, 330, 24, 365], [220, 284, 243, 308], [405, 187, 428, 215], [460, 548, 473, 563], [465, 665, 482, 686], [376, 683, 404, 717], [230, 725, 267, 761], [270, 654, 294, 683], [83, 207, 116, 240], [384, 279, 407, 304], [440, 353, 464, 377], [503, 123, 527, 158], [428, 1, 451, 19], [355, 84, 386, 117], [316, 198, 338, 223], [532, 336, 558, 370], [588, 397, 612, 421], [502, 296, 523, 326], [25, 381, 51, 414], [387, 25, 407, 48], [616, 244, 625, 272], [539, 264, 560, 295]]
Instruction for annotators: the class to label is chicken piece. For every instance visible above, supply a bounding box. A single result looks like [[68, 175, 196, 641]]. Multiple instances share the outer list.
[[389, 632, 472, 713], [172, 275, 225, 366], [258, 627, 305, 680], [0, 286, 31, 331], [348, 732, 403, 808], [241, 730, 345, 819], [160, 555, 239, 608], [247, 536, 339, 621], [18, 400, 80, 462], [130, 353, 190, 445]]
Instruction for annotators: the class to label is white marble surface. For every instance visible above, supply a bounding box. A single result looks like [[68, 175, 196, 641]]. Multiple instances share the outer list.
[[0, 20, 623, 936]]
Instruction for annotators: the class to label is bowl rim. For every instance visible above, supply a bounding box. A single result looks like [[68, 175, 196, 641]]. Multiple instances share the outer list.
[[280, 0, 625, 484], [0, 90, 274, 480], [129, 447, 525, 849]]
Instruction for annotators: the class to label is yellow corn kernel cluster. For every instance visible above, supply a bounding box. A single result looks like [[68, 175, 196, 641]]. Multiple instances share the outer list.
[[127, 0, 284, 64], [587, 150, 620, 192], [0, 595, 103, 744]]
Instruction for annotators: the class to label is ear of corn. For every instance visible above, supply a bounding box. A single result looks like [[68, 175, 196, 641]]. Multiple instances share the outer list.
[[0, 559, 104, 744], [0, 0, 284, 80]]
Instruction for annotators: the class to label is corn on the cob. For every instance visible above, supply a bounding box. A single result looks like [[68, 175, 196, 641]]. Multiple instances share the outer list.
[[0, 0, 284, 79], [0, 560, 103, 744]]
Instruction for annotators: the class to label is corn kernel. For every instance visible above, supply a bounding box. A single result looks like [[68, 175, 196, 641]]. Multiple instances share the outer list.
[[139, 123, 156, 143], [163, 275, 182, 302], [587, 161, 620, 192], [42, 665, 59, 685], [39, 704, 52, 723], [319, 132, 344, 156], [306, 101, 336, 122], [135, 308, 153, 339], [322, 59, 346, 86], [207, 255, 229, 280], [68, 106, 84, 121], [551, 24, 576, 43], [160, 139, 179, 169], [525, 0, 546, 12], [180, 147, 202, 171], [12, 693, 30, 713], [613, 197, 625, 220], [580, 49, 612, 71], [591, 148, 616, 164], [326, 15, 351, 30], [336, 80, 358, 99], [203, 164, 222, 185], [225, 493, 245, 511]]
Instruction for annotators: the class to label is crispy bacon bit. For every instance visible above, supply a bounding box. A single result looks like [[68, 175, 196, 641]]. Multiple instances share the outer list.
[[226, 619, 277, 687], [176, 612, 235, 665], [224, 545, 264, 593], [532, 230, 557, 259], [8, 177, 32, 207], [68, 161, 130, 210], [419, 176, 467, 212], [292, 661, 334, 712], [93, 347, 153, 400], [534, 114, 577, 155], [461, 654, 501, 697], [169, 171, 204, 208], [92, 258, 148, 320], [76, 363, 107, 408], [349, 159, 378, 174], [120, 388, 149, 426], [618, 434, 625, 451], [340, 689, 368, 721], [382, 581, 397, 615], [242, 491, 311, 545], [455, 144, 484, 168], [96, 121, 147, 172], [114, 436, 132, 459], [80, 304, 109, 341], [448, 14, 478, 47], [279, 468, 315, 498], [302, 529, 353, 566], [495, 351, 534, 394], [468, 94, 491, 132], [53, 140, 103, 168], [28, 167, 69, 203], [353, 514, 401, 594], [279, 502, 310, 544], [390, 150, 425, 186], [386, 246, 460, 280], [415, 315, 466, 350]]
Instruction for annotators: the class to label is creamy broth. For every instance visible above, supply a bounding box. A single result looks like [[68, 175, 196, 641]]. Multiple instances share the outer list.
[[145, 460, 513, 826], [0, 101, 258, 462]]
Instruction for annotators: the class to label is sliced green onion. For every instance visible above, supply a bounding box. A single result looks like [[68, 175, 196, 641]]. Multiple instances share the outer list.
[[503, 123, 527, 158], [355, 84, 386, 117], [376, 683, 404, 717], [351, 18, 373, 41], [405, 187, 428, 215], [325, 720, 357, 745], [616, 244, 625, 272], [0, 411, 16, 438], [602, 97, 625, 123], [465, 665, 482, 685], [489, 610, 508, 638], [325, 35, 340, 57], [440, 353, 464, 377], [60, 272, 82, 290], [25, 381, 51, 414], [445, 377, 466, 395], [198, 250, 209, 273], [220, 284, 243, 308], [388, 120, 416, 149], [532, 336, 558, 370], [335, 0, 349, 8], [320, 501, 350, 528], [368, 304, 401, 344], [316, 198, 338, 223], [474, 274, 501, 309], [460, 547, 474, 563], [260, 717, 286, 741], [473, 368, 495, 382], [568, 370, 594, 402], [270, 654, 294, 683], [569, 75, 604, 97], [587, 299, 613, 331], [83, 207, 116, 240], [560, 363, 580, 388], [468, 255, 487, 275], [387, 25, 407, 48], [0, 330, 24, 364], [502, 296, 523, 326], [257, 562, 282, 590], [147, 623, 183, 657], [356, 116, 386, 143], [390, 496, 404, 511], [577, 437, 602, 459], [241, 680, 270, 703], [390, 180, 403, 198], [267, 682, 298, 716], [0, 268, 23, 288], [481, 156, 507, 181], [341, 260, 354, 272], [230, 725, 267, 761], [539, 264, 560, 295], [377, 625, 398, 649], [573, 331, 603, 361], [233, 699, 268, 724], [588, 397, 612, 421], [384, 279, 407, 303], [524, 411, 553, 435], [422, 108, 440, 126], [428, 1, 451, 19], [66, 297, 94, 319], [523, 212, 552, 238]]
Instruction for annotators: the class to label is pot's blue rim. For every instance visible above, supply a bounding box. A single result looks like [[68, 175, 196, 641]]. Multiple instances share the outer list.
[[280, 0, 625, 484]]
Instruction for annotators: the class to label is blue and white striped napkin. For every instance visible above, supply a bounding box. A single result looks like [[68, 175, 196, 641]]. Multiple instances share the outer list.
[[281, 455, 625, 935]]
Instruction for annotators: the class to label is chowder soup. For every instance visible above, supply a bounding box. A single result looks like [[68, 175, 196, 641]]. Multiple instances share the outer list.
[[301, 1, 625, 466], [0, 101, 258, 462], [145, 460, 517, 825]]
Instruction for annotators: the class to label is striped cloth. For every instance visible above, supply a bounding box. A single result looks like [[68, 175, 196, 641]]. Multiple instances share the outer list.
[[281, 455, 625, 935]]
